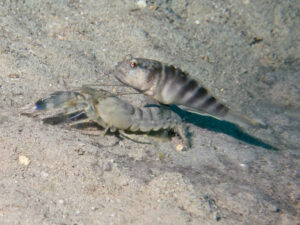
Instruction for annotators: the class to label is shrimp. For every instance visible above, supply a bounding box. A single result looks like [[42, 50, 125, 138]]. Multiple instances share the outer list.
[[34, 86, 190, 148], [113, 55, 264, 129]]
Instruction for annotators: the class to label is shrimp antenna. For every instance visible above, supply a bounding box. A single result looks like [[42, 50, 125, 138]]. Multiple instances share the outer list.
[[82, 83, 133, 88]]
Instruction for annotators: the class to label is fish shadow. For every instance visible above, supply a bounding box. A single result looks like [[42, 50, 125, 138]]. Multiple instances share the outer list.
[[169, 105, 277, 150]]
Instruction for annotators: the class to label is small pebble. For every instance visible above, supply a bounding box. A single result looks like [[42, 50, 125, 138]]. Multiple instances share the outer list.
[[41, 171, 49, 178], [18, 155, 30, 166], [118, 177, 129, 186], [175, 144, 185, 152], [103, 162, 112, 172], [239, 163, 247, 168], [8, 73, 20, 79], [195, 20, 201, 25], [136, 0, 147, 8], [214, 211, 221, 221], [58, 199, 64, 204]]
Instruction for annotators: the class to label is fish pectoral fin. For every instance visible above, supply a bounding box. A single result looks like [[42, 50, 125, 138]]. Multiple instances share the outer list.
[[223, 110, 267, 129], [143, 95, 162, 106], [177, 105, 267, 129], [177, 105, 213, 117]]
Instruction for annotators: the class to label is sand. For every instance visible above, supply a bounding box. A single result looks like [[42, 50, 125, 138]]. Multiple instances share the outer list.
[[0, 1, 299, 224]]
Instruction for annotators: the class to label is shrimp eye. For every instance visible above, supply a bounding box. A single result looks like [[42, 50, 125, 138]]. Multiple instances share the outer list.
[[130, 60, 137, 68]]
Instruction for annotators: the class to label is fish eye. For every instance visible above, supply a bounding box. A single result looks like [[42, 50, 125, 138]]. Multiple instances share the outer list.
[[130, 60, 137, 68]]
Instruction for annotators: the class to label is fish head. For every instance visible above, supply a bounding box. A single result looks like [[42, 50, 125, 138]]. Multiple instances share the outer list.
[[114, 55, 161, 92]]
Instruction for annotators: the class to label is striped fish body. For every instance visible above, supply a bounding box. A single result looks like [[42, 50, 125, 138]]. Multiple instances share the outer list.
[[114, 55, 262, 128]]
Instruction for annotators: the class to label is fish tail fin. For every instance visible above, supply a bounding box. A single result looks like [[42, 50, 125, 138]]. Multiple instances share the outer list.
[[224, 110, 266, 129]]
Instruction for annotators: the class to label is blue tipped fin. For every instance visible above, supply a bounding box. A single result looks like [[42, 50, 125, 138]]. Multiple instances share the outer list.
[[34, 99, 47, 111]]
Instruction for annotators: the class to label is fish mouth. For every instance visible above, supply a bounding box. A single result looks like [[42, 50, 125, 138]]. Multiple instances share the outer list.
[[113, 67, 128, 85]]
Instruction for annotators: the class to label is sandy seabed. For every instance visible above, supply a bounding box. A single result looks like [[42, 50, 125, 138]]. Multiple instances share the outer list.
[[0, 1, 299, 224]]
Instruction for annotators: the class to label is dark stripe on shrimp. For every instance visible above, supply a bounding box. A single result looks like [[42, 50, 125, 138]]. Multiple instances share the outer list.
[[145, 107, 153, 121], [135, 107, 143, 120]]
